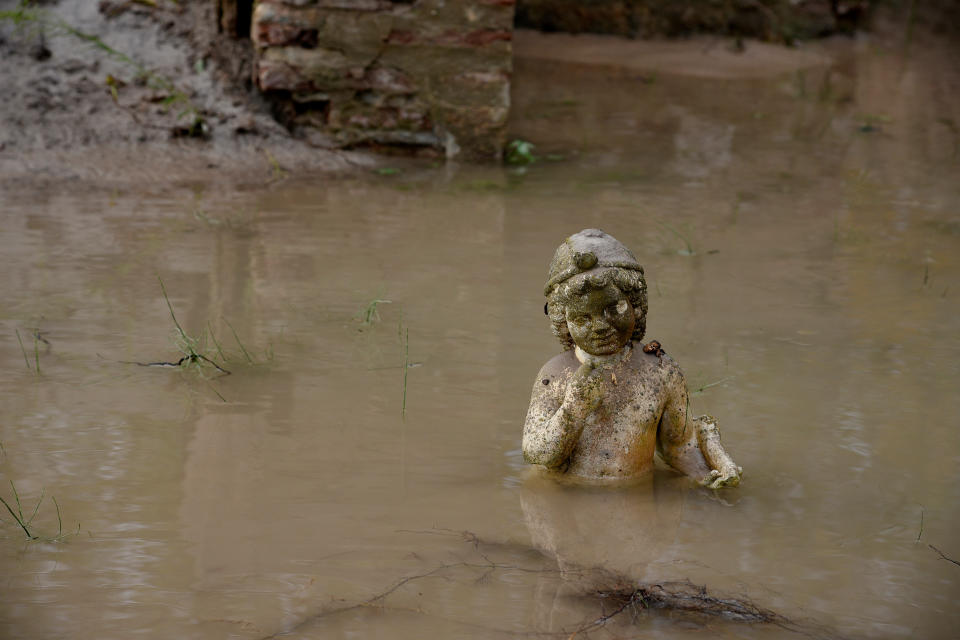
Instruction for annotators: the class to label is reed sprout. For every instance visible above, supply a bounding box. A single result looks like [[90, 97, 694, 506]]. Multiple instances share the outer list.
[[0, 480, 77, 542]]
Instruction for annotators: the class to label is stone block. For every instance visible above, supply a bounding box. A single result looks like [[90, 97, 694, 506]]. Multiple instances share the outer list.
[[253, 0, 515, 159], [428, 70, 510, 109], [432, 104, 509, 161]]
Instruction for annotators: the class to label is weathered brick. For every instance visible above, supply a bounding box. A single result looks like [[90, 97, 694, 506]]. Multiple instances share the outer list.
[[253, 0, 514, 159], [257, 59, 313, 92], [387, 29, 511, 47], [428, 70, 510, 108], [366, 66, 416, 94], [255, 23, 319, 48]]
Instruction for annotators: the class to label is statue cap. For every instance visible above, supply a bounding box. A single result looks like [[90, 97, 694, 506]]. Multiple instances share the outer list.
[[544, 229, 643, 296]]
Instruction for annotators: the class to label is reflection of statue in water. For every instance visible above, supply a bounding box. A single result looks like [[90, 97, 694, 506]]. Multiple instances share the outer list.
[[519, 471, 688, 632], [520, 471, 684, 578], [523, 229, 742, 488]]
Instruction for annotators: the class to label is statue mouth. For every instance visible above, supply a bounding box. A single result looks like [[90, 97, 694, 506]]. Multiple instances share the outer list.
[[585, 335, 622, 352]]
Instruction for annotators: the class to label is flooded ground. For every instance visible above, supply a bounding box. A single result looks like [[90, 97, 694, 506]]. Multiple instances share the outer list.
[[2, 25, 960, 640]]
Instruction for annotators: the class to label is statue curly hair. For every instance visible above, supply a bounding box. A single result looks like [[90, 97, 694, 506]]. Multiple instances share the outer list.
[[543, 229, 648, 351], [546, 267, 648, 350]]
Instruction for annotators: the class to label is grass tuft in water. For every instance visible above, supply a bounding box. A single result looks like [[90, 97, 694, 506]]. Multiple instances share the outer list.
[[658, 221, 696, 256], [359, 298, 392, 327], [152, 276, 230, 376], [0, 480, 78, 542]]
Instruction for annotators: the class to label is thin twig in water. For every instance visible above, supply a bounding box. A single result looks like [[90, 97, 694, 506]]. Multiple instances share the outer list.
[[916, 506, 924, 543], [929, 544, 960, 567], [121, 354, 230, 375], [206, 381, 227, 403]]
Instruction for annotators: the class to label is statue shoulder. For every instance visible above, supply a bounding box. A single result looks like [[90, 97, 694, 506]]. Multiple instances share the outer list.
[[538, 351, 579, 380], [633, 340, 686, 381]]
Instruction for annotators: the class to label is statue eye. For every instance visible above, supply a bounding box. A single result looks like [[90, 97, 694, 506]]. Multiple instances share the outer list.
[[616, 299, 629, 314]]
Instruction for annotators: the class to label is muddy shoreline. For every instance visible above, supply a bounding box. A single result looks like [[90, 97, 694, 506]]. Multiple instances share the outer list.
[[1, 0, 956, 188], [0, 0, 382, 187]]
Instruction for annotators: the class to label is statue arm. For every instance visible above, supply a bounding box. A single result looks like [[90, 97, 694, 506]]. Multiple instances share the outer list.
[[656, 377, 711, 481], [656, 365, 741, 487], [522, 364, 596, 469], [694, 415, 742, 488]]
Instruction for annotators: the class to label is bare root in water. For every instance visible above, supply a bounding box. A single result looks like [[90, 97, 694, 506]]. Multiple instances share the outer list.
[[259, 527, 841, 640]]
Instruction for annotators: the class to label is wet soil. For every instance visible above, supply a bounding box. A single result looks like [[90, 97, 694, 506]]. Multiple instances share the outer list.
[[0, 0, 375, 186]]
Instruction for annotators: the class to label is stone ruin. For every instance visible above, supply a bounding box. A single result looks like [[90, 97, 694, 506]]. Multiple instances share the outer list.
[[215, 0, 867, 161], [235, 0, 514, 161]]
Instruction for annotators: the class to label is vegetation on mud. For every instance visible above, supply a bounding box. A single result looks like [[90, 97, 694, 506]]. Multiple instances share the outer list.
[[0, 1, 208, 138]]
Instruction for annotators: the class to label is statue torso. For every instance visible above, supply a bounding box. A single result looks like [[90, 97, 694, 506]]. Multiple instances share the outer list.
[[538, 343, 683, 480]]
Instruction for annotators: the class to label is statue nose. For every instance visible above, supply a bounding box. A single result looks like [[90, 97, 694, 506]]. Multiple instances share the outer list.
[[592, 317, 612, 333]]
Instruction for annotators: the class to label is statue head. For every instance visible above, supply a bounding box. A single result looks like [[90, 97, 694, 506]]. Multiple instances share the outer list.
[[544, 229, 648, 352]]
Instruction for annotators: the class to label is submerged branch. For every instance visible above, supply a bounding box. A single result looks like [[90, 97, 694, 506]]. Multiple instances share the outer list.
[[258, 527, 838, 640], [929, 544, 960, 567]]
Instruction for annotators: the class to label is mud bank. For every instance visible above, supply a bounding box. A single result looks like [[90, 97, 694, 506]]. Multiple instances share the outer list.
[[0, 0, 955, 188], [0, 0, 379, 186]]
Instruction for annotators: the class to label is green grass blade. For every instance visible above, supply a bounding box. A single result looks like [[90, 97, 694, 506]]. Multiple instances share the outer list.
[[26, 488, 45, 526], [9, 479, 24, 521], [223, 317, 253, 364], [15, 329, 32, 372], [157, 276, 189, 344], [207, 321, 228, 362], [52, 496, 63, 538], [402, 328, 409, 418], [0, 495, 33, 539]]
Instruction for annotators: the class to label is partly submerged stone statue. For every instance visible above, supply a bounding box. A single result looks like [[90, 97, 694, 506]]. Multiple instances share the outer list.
[[523, 229, 742, 488]]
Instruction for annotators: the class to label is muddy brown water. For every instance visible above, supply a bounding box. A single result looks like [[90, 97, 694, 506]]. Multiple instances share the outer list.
[[2, 32, 959, 640]]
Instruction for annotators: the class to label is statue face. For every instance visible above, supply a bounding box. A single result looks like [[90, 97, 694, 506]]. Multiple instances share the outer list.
[[564, 283, 635, 356]]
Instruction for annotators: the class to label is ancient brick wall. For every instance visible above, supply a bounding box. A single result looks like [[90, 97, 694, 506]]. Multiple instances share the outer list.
[[251, 0, 515, 161]]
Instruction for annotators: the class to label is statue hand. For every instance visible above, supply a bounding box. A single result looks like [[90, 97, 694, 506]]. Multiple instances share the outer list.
[[702, 463, 743, 489], [562, 362, 603, 419]]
